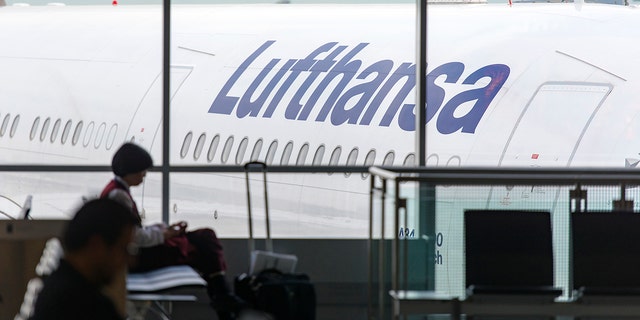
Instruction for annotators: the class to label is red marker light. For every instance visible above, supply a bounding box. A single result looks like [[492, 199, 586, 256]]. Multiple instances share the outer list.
[[531, 153, 539, 160], [112, 0, 117, 5]]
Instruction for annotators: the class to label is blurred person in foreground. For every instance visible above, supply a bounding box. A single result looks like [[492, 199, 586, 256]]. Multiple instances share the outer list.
[[30, 198, 137, 320]]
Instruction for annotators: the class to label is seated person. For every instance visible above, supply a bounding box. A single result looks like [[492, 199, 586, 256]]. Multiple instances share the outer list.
[[101, 142, 245, 320], [30, 198, 137, 320]]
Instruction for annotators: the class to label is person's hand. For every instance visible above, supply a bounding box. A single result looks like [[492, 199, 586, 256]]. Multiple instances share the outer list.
[[169, 221, 188, 234], [161, 221, 187, 239]]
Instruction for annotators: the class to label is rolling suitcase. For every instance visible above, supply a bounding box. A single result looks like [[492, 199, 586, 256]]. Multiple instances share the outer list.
[[235, 161, 316, 320]]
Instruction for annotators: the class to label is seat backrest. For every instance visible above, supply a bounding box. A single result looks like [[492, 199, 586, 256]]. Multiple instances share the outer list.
[[465, 210, 554, 288], [572, 211, 640, 289]]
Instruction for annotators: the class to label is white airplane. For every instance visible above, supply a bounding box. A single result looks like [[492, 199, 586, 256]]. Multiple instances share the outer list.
[[3, 0, 640, 302], [1, 1, 640, 228]]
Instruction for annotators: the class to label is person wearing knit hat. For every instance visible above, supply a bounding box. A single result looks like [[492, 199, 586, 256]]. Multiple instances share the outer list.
[[111, 142, 153, 178], [101, 142, 247, 320]]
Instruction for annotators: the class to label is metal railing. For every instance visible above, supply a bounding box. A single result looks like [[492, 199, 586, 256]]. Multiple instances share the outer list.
[[368, 166, 640, 320]]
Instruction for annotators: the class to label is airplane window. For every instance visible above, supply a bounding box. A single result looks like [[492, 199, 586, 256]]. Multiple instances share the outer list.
[[61, 120, 72, 145], [250, 139, 263, 162], [447, 155, 461, 167], [207, 134, 220, 162], [296, 143, 309, 165], [194, 133, 206, 160], [265, 140, 278, 165], [383, 151, 395, 166], [346, 148, 358, 165], [180, 132, 193, 159], [50, 119, 61, 143], [330, 146, 342, 165], [281, 141, 293, 165], [30, 117, 40, 141], [313, 145, 325, 166], [426, 154, 439, 166], [362, 149, 376, 179], [236, 137, 249, 164], [403, 153, 416, 166], [82, 121, 95, 147], [345, 148, 358, 177], [10, 115, 20, 138], [221, 136, 234, 164], [40, 117, 52, 142], [0, 114, 9, 137], [328, 146, 341, 176], [94, 122, 106, 149], [105, 124, 118, 150]]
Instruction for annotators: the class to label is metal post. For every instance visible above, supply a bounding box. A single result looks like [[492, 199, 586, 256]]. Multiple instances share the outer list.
[[162, 0, 171, 224], [368, 175, 376, 320], [416, 0, 427, 164], [379, 179, 387, 320]]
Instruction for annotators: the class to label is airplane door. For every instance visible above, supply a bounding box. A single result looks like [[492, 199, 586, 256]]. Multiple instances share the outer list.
[[498, 81, 612, 168], [125, 65, 193, 155], [485, 81, 612, 208]]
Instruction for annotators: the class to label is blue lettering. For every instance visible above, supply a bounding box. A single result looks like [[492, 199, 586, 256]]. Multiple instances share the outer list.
[[262, 59, 297, 118], [313, 43, 369, 122], [209, 40, 275, 115], [331, 60, 393, 125], [286, 42, 341, 120], [436, 64, 510, 134], [396, 62, 464, 131], [363, 62, 414, 126], [237, 58, 281, 118], [379, 63, 416, 128], [208, 40, 511, 135]]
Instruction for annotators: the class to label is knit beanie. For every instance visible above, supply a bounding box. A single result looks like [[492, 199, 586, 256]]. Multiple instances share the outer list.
[[111, 143, 153, 177]]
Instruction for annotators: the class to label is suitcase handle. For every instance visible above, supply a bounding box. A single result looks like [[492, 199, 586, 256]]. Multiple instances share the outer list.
[[244, 161, 272, 253]]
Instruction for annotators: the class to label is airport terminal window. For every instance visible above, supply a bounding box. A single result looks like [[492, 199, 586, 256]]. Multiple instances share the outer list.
[[403, 153, 415, 166], [207, 134, 220, 162], [235, 137, 249, 164], [383, 151, 395, 166], [0, 114, 9, 137], [39, 117, 51, 142], [61, 120, 72, 145], [180, 132, 193, 159], [250, 139, 263, 162], [281, 141, 293, 165], [30, 117, 40, 141], [265, 140, 277, 165], [105, 124, 118, 150], [362, 149, 376, 179], [50, 119, 61, 143], [296, 143, 309, 165], [345, 148, 358, 177], [10, 115, 20, 138], [82, 121, 95, 147], [94, 122, 106, 149], [221, 136, 234, 164], [194, 133, 206, 160], [313, 145, 325, 166]]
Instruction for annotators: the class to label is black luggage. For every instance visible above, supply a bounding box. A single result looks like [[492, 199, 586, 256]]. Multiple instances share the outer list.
[[236, 269, 316, 320], [236, 162, 316, 320]]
